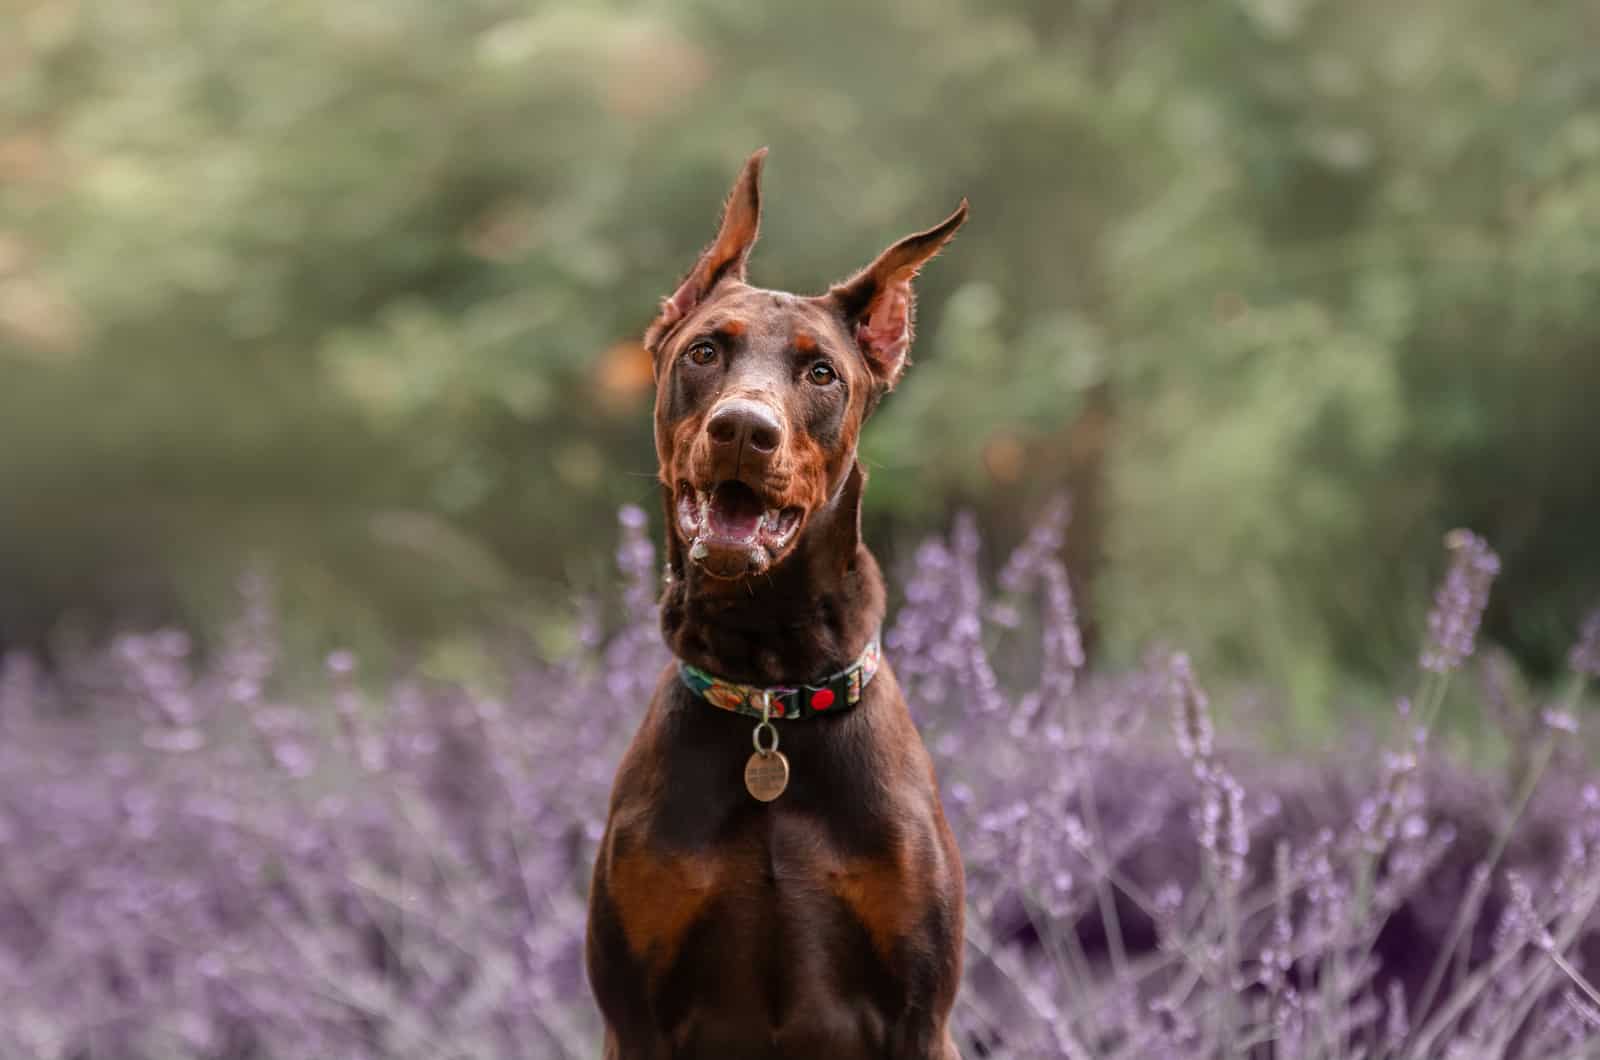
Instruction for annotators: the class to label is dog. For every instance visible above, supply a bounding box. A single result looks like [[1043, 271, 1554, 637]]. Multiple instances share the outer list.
[[585, 148, 968, 1059]]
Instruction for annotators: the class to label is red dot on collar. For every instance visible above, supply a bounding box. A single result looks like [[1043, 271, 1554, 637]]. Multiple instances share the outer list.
[[811, 688, 835, 711]]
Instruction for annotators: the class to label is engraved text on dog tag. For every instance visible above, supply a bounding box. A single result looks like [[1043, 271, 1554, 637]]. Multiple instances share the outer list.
[[744, 750, 790, 801]]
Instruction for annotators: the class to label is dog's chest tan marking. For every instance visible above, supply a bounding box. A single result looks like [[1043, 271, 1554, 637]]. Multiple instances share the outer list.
[[828, 847, 924, 962], [608, 846, 719, 973], [773, 812, 925, 963]]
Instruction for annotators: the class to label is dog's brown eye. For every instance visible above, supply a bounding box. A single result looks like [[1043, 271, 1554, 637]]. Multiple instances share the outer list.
[[807, 362, 836, 386], [686, 341, 718, 366]]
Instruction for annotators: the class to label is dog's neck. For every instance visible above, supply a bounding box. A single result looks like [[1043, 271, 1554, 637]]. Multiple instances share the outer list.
[[659, 462, 885, 687]]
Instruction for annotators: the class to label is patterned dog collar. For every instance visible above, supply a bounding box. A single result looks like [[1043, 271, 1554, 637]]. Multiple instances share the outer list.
[[678, 634, 882, 721]]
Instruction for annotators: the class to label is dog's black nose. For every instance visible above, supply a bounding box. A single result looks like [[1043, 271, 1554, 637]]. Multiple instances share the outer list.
[[707, 399, 783, 456]]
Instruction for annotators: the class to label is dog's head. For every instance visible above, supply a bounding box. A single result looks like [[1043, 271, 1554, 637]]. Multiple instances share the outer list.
[[646, 149, 966, 581]]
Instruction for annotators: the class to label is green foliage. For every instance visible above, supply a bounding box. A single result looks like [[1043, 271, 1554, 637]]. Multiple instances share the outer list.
[[2, 0, 1596, 696]]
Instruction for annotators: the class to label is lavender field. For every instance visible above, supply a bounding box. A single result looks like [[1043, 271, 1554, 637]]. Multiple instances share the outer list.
[[0, 507, 1594, 1059]]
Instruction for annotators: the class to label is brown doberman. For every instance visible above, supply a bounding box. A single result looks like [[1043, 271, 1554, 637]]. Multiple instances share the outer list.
[[585, 149, 968, 1059]]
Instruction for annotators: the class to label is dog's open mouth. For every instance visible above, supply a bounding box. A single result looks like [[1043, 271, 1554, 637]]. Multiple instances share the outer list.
[[676, 480, 803, 578]]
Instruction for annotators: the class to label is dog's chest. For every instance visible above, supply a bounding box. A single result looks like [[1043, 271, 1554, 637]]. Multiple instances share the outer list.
[[599, 789, 942, 1055], [610, 790, 918, 965]]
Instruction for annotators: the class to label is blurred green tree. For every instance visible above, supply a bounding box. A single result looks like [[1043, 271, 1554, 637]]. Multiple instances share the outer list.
[[2, 0, 1596, 700]]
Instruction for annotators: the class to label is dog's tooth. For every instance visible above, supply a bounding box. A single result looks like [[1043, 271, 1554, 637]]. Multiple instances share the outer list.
[[689, 539, 708, 561]]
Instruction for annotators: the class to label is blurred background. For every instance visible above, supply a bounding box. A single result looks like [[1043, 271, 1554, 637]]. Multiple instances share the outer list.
[[4, 0, 1599, 725]]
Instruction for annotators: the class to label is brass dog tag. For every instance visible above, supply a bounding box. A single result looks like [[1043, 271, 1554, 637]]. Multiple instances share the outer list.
[[744, 750, 790, 802]]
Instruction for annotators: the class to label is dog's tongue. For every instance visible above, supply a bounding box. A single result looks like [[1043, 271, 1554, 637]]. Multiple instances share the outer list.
[[707, 481, 763, 541]]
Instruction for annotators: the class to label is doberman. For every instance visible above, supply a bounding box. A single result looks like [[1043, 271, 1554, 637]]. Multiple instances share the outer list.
[[586, 149, 968, 1059]]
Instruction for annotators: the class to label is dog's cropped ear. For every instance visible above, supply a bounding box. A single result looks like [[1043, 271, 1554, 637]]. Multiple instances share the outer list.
[[827, 199, 968, 389], [645, 148, 767, 354]]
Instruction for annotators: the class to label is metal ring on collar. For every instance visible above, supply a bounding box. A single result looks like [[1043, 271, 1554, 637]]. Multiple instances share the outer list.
[[752, 720, 780, 755]]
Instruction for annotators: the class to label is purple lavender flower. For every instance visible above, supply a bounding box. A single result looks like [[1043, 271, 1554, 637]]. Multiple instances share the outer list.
[[1198, 764, 1248, 886], [1168, 653, 1214, 765], [1571, 607, 1600, 679], [997, 496, 1070, 596], [1420, 528, 1500, 674], [1543, 708, 1581, 736], [0, 510, 1593, 1059]]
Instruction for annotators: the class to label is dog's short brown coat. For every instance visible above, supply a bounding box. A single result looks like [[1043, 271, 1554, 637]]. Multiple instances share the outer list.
[[586, 149, 967, 1059]]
